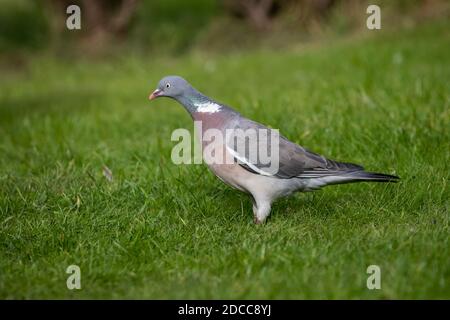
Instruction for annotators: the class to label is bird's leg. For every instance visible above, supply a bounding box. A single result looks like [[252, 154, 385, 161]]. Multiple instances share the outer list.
[[252, 204, 261, 224], [251, 197, 272, 224]]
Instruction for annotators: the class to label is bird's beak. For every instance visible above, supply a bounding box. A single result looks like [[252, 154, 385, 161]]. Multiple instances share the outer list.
[[149, 89, 162, 100]]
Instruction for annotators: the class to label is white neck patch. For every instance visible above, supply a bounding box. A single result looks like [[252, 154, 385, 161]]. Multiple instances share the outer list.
[[195, 101, 222, 113]]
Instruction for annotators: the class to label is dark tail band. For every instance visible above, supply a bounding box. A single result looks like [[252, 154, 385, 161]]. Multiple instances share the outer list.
[[349, 171, 400, 182]]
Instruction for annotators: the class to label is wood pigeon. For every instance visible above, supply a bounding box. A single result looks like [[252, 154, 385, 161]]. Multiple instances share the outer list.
[[149, 76, 399, 224]]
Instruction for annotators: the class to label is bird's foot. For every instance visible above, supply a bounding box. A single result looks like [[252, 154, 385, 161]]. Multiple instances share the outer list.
[[253, 215, 263, 225]]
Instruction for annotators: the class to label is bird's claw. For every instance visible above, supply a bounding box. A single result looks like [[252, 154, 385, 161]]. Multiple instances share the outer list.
[[253, 216, 263, 225]]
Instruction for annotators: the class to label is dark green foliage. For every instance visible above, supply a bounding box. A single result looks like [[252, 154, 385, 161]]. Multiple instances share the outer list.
[[0, 1, 49, 52]]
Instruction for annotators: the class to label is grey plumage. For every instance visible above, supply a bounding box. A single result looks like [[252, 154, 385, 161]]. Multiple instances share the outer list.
[[149, 75, 399, 223]]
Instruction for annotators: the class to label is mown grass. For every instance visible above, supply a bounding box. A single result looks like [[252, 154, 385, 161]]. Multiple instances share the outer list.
[[0, 20, 449, 299]]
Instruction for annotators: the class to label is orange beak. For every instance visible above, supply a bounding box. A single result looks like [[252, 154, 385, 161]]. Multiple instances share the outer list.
[[149, 89, 162, 100]]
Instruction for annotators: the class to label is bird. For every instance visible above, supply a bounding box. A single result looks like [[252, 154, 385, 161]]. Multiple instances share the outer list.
[[148, 75, 399, 224]]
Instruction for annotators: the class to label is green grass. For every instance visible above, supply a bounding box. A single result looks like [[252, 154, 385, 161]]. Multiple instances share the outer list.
[[0, 20, 449, 299]]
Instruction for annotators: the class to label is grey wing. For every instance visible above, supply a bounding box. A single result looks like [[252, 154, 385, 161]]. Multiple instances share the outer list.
[[226, 118, 363, 179]]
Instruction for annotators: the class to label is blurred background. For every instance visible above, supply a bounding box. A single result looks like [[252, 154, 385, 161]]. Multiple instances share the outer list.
[[0, 0, 449, 299], [1, 0, 448, 60]]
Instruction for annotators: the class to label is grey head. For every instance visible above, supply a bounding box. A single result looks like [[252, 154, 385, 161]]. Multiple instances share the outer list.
[[149, 76, 195, 101], [148, 75, 236, 116]]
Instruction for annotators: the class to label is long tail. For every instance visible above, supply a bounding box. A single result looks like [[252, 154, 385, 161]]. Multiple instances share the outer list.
[[319, 170, 400, 186], [319, 159, 400, 183], [299, 158, 400, 189], [345, 171, 400, 182]]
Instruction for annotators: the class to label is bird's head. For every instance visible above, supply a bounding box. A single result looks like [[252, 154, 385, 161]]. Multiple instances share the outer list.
[[149, 75, 190, 100]]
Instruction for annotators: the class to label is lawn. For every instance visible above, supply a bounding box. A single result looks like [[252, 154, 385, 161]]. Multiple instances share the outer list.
[[0, 20, 449, 299]]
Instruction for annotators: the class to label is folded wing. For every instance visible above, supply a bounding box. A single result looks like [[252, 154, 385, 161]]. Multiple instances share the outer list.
[[226, 118, 363, 179]]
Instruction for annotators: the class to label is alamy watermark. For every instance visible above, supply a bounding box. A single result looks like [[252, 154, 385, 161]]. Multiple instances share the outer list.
[[170, 121, 281, 175], [65, 4, 381, 32], [366, 265, 381, 290], [367, 5, 381, 30], [66, 264, 81, 290], [66, 5, 81, 30]]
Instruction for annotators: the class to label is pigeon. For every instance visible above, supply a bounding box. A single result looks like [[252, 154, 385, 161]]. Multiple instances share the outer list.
[[149, 76, 399, 224]]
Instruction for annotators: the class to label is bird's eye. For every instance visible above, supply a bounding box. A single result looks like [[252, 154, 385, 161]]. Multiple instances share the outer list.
[[165, 83, 171, 89]]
